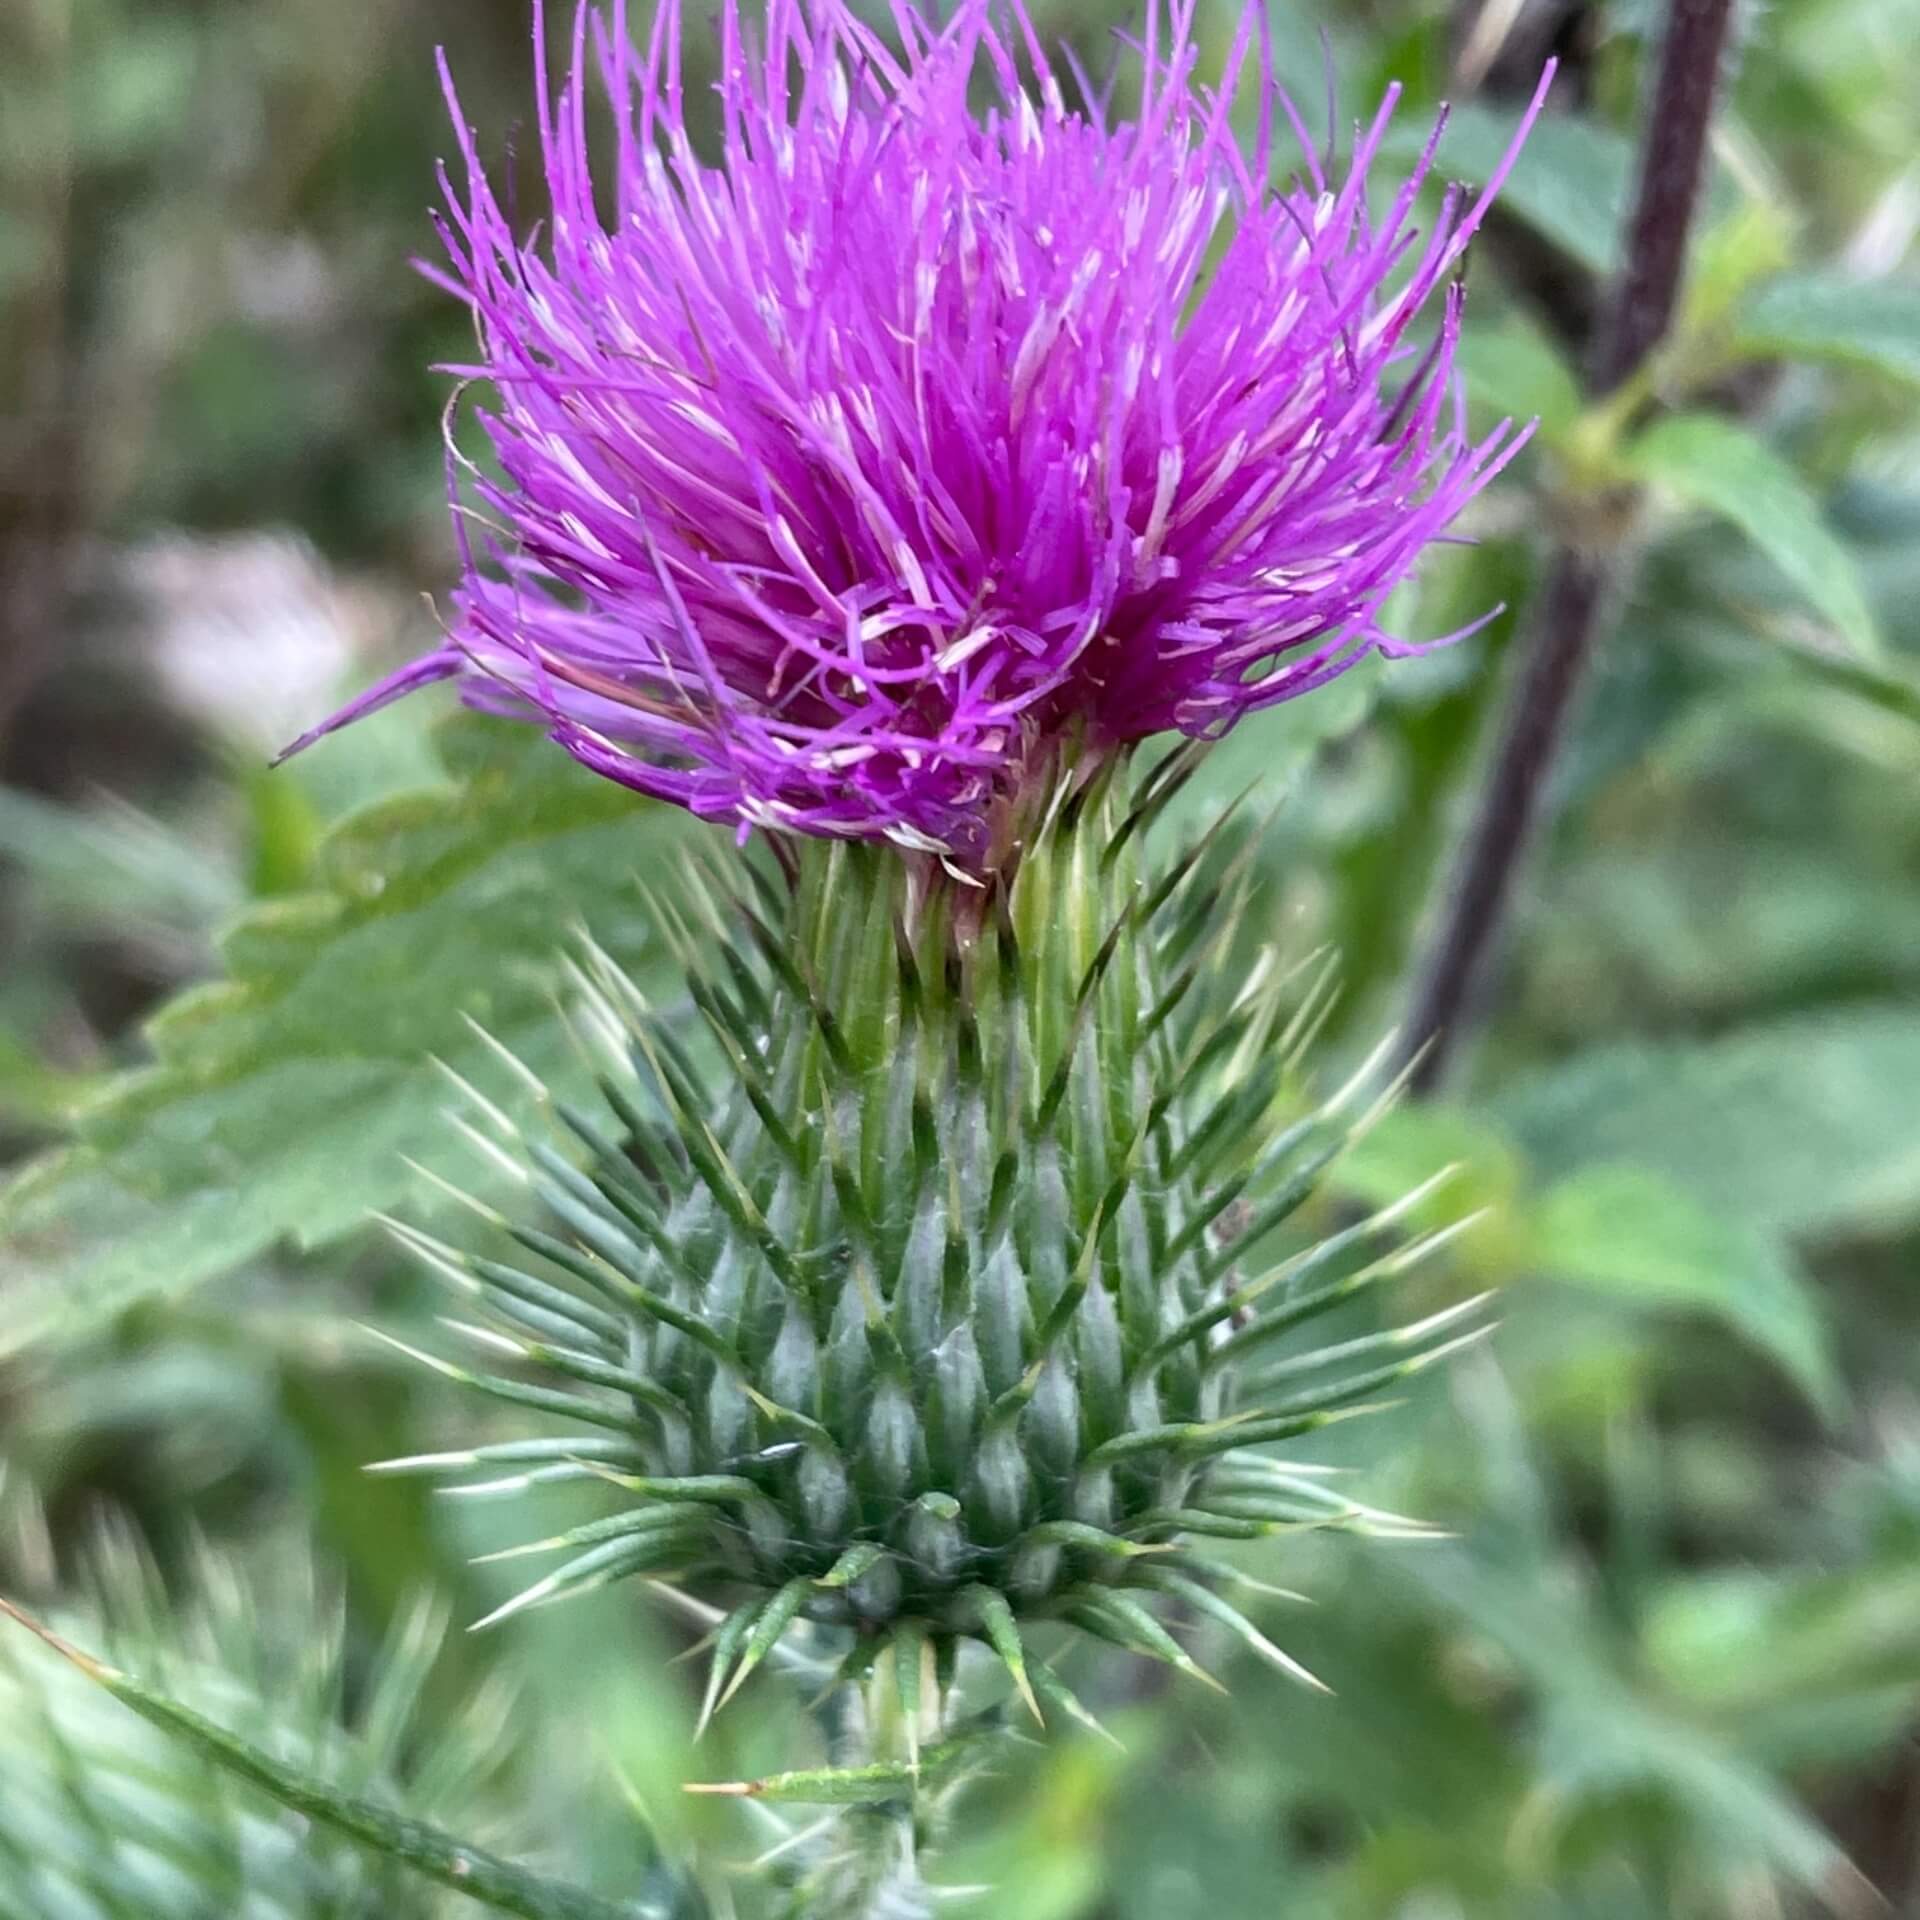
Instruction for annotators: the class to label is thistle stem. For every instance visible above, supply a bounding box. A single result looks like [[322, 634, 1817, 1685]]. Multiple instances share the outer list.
[[1400, 0, 1736, 1090], [794, 1660, 940, 1920]]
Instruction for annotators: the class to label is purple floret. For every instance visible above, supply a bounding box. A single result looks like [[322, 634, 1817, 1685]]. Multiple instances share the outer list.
[[290, 0, 1550, 862]]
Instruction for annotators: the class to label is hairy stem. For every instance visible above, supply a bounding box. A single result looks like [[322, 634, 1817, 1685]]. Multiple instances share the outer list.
[[1400, 0, 1736, 1089], [794, 1664, 940, 1920]]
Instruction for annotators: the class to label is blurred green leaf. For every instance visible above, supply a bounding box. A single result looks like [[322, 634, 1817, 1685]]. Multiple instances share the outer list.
[[1627, 413, 1881, 659], [1733, 271, 1920, 390], [0, 1031, 96, 1132], [1646, 1560, 1920, 1726], [1758, 630, 1920, 727], [0, 716, 692, 1354], [1498, 1004, 1920, 1244], [1527, 841, 1920, 1034], [1398, 1548, 1861, 1903], [1530, 1164, 1838, 1414], [1339, 1101, 1526, 1214], [1456, 312, 1584, 444], [944, 1734, 1121, 1920], [1383, 105, 1720, 276], [0, 786, 238, 933], [1681, 203, 1794, 337]]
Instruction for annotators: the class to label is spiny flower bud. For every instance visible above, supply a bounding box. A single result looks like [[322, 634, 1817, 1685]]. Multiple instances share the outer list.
[[286, 0, 1550, 868], [376, 754, 1485, 1726]]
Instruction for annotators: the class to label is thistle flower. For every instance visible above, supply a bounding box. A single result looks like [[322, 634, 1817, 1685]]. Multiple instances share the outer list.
[[289, 0, 1548, 864]]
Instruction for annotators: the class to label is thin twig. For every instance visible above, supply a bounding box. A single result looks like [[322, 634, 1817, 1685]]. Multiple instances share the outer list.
[[1401, 0, 1737, 1090]]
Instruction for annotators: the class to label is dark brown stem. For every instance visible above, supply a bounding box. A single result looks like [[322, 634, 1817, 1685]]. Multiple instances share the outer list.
[[0, 0, 79, 765], [1400, 0, 1736, 1091]]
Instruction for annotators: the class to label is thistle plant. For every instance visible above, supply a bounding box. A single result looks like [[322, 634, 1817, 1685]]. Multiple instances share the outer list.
[[4, 3, 1546, 1914]]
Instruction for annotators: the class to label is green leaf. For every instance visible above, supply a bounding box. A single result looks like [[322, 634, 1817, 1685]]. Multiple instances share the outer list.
[[0, 1599, 640, 1920], [1394, 1548, 1862, 1903], [1682, 203, 1795, 337], [1644, 1561, 1920, 1730], [1454, 313, 1583, 444], [1771, 633, 1920, 729], [1335, 1100, 1525, 1225], [0, 1030, 96, 1132], [1627, 413, 1881, 659], [0, 715, 692, 1353], [1498, 1004, 1920, 1245], [0, 785, 239, 933], [1386, 107, 1638, 275], [1530, 1164, 1838, 1416], [1733, 271, 1920, 390]]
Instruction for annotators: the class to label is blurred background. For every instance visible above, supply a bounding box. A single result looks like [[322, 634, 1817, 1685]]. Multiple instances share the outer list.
[[3, 0, 1920, 1913]]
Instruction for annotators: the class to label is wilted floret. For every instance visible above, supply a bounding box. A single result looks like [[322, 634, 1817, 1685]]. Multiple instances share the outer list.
[[293, 0, 1547, 860]]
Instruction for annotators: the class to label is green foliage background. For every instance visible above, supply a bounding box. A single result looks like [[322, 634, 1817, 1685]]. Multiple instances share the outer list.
[[2, 0, 1918, 1911]]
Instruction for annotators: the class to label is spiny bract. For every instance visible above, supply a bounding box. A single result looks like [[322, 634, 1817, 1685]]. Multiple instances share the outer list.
[[0, 1540, 512, 1920], [377, 754, 1484, 1727]]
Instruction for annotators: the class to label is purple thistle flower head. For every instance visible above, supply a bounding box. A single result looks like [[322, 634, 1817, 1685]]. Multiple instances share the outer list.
[[291, 0, 1550, 865]]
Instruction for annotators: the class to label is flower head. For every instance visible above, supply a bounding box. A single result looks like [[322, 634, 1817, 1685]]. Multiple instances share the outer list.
[[292, 0, 1548, 862]]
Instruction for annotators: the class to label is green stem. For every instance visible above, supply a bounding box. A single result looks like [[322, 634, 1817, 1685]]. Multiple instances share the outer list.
[[788, 1657, 941, 1920]]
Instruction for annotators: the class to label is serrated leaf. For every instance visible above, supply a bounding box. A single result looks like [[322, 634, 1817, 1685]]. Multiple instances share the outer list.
[[1530, 1164, 1838, 1417], [1734, 271, 1920, 390], [1626, 414, 1880, 659], [0, 715, 694, 1353]]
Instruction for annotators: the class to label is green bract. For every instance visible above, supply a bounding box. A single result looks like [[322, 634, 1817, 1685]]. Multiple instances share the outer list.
[[377, 753, 1480, 1725], [0, 1550, 510, 1920]]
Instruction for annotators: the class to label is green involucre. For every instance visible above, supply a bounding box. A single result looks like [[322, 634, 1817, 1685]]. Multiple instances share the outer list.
[[377, 752, 1479, 1716]]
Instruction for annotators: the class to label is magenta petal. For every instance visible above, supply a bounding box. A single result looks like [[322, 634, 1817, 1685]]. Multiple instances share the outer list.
[[277, 647, 466, 764], [304, 0, 1549, 860]]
